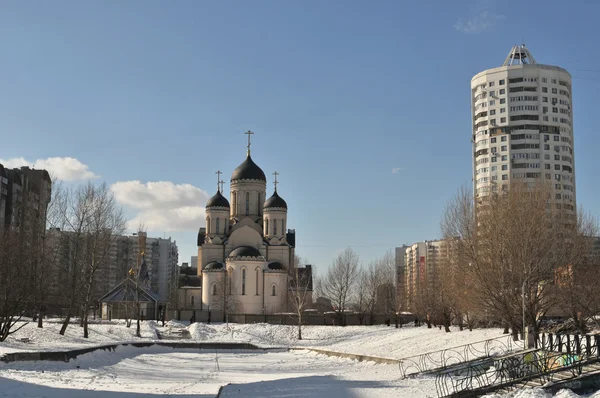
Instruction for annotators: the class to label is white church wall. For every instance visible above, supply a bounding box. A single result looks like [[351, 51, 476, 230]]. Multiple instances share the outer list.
[[267, 246, 291, 269], [205, 208, 229, 237], [264, 272, 288, 314], [230, 181, 266, 219], [226, 226, 265, 253], [198, 245, 224, 270], [202, 271, 224, 308], [263, 208, 287, 239], [226, 260, 266, 314]]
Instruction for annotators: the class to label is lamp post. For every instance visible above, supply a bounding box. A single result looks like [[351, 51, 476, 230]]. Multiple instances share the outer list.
[[522, 280, 526, 348]]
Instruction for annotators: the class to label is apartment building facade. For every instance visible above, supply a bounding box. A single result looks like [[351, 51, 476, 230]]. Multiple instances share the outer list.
[[471, 45, 575, 214]]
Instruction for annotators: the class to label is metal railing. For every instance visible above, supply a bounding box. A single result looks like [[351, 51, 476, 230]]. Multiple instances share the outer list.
[[398, 334, 516, 379], [435, 333, 600, 397]]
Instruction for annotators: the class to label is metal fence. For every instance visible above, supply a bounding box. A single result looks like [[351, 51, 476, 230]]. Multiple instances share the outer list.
[[170, 310, 415, 327]]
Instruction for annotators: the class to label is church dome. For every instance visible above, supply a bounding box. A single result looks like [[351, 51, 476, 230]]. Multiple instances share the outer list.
[[204, 261, 224, 271], [206, 190, 230, 209], [228, 246, 262, 260], [231, 155, 266, 182], [267, 261, 285, 270], [264, 191, 287, 210]]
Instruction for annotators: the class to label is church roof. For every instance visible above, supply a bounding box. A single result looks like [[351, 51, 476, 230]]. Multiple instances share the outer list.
[[204, 261, 224, 271], [264, 191, 287, 210], [228, 246, 263, 260], [206, 190, 230, 209], [231, 155, 266, 182], [99, 278, 159, 303]]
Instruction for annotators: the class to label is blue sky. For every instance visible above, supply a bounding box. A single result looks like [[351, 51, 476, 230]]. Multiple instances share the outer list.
[[2, 0, 600, 272]]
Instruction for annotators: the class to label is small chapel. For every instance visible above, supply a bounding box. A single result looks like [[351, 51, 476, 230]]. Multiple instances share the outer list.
[[197, 131, 296, 315]]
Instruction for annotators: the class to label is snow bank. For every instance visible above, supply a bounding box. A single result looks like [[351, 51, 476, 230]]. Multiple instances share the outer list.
[[185, 322, 507, 359]]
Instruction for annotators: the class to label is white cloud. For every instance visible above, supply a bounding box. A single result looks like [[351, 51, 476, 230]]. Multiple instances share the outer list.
[[454, 10, 504, 34], [110, 181, 211, 232], [392, 167, 405, 174], [0, 157, 99, 181]]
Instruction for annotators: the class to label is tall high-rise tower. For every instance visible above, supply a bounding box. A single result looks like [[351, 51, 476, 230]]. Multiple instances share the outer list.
[[471, 45, 575, 214]]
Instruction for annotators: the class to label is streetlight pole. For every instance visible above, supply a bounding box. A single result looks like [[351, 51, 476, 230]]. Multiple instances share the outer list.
[[522, 280, 526, 348]]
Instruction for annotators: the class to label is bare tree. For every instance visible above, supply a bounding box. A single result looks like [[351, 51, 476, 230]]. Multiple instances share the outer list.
[[554, 210, 600, 334], [317, 248, 359, 326], [441, 181, 594, 340], [53, 182, 125, 336], [289, 256, 313, 339], [354, 268, 369, 325], [81, 184, 125, 338], [0, 229, 32, 341], [374, 250, 396, 323]]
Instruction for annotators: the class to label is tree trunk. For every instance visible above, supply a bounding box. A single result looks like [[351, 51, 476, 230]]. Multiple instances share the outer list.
[[136, 303, 141, 338], [60, 314, 71, 335], [37, 306, 44, 328], [83, 312, 89, 338], [510, 323, 519, 341]]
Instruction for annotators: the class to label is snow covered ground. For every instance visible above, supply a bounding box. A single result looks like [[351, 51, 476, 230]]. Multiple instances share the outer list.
[[0, 318, 157, 355], [0, 319, 598, 397], [186, 321, 509, 359], [0, 345, 433, 397]]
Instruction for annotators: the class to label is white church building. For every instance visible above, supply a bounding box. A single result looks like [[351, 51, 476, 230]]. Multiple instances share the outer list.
[[198, 132, 295, 315]]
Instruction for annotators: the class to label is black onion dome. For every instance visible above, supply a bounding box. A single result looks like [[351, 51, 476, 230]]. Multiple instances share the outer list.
[[206, 190, 230, 209], [228, 246, 262, 259], [267, 261, 285, 270], [263, 191, 287, 209], [231, 155, 266, 182], [204, 261, 224, 271]]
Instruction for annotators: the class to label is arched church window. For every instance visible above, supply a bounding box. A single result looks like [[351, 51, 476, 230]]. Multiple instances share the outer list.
[[190, 295, 195, 307], [232, 192, 237, 215], [241, 268, 246, 295], [255, 267, 260, 295], [257, 193, 261, 215], [245, 192, 250, 216], [265, 219, 269, 235], [271, 284, 277, 296], [212, 283, 217, 296], [216, 218, 220, 234], [274, 218, 277, 235], [207, 217, 210, 234]]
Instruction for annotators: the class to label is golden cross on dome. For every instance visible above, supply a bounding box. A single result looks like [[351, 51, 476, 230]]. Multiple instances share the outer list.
[[219, 180, 225, 193], [273, 171, 279, 192], [245, 130, 254, 154], [215, 170, 222, 191]]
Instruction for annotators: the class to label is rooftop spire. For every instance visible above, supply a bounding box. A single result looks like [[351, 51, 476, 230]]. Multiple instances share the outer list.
[[244, 130, 254, 155], [273, 171, 279, 192], [215, 170, 222, 192], [502, 44, 537, 66], [219, 180, 225, 193]]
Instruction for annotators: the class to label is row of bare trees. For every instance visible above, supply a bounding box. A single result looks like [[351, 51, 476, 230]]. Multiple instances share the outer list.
[[0, 180, 126, 341], [315, 248, 398, 326], [429, 181, 600, 336]]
